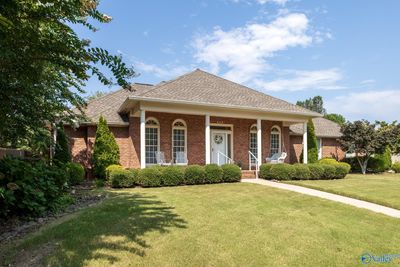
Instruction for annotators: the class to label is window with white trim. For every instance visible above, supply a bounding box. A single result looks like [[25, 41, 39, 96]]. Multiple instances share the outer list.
[[270, 126, 281, 155], [145, 118, 159, 164], [249, 124, 257, 164], [172, 119, 186, 161]]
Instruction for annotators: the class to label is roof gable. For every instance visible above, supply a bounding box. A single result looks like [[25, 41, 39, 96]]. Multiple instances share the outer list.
[[290, 117, 342, 138]]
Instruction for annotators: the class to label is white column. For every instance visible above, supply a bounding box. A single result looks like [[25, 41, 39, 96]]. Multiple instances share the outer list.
[[257, 119, 262, 169], [140, 110, 146, 169], [303, 121, 308, 164], [205, 114, 210, 164]]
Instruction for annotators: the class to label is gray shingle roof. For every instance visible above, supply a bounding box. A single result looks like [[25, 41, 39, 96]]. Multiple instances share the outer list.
[[290, 117, 342, 138], [138, 69, 321, 117], [75, 69, 321, 124]]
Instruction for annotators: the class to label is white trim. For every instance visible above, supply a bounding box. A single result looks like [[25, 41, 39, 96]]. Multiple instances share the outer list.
[[317, 138, 322, 160], [125, 96, 322, 117], [205, 114, 210, 164], [257, 119, 262, 166], [171, 119, 187, 162], [270, 125, 282, 155], [144, 117, 160, 167], [140, 110, 146, 169], [303, 122, 308, 164], [210, 130, 234, 165], [210, 122, 234, 162]]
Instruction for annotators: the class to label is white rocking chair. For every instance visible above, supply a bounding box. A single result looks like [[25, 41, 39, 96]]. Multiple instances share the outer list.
[[266, 152, 287, 164], [155, 151, 172, 166], [175, 151, 188, 166]]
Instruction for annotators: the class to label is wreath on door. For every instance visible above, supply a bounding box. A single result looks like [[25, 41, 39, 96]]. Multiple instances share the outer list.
[[214, 134, 223, 144]]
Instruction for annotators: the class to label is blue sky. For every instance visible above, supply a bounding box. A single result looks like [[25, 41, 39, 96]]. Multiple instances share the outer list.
[[76, 0, 400, 122]]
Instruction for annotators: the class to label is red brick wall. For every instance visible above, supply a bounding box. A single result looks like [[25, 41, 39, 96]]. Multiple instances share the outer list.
[[289, 135, 345, 163]]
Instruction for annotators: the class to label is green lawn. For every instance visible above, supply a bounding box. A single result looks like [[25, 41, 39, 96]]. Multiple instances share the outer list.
[[2, 183, 400, 266], [286, 173, 400, 210]]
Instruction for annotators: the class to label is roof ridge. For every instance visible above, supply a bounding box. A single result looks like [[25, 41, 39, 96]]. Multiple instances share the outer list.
[[194, 69, 321, 116], [138, 69, 200, 97]]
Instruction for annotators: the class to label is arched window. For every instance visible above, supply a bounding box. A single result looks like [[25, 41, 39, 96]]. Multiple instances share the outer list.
[[172, 119, 187, 162], [145, 118, 159, 164], [270, 126, 281, 155], [249, 124, 257, 164]]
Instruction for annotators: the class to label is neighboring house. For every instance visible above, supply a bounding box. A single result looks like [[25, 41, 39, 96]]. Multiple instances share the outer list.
[[65, 69, 344, 173]]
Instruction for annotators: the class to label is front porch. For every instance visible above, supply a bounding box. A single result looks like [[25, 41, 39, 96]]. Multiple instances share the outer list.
[[133, 108, 309, 169]]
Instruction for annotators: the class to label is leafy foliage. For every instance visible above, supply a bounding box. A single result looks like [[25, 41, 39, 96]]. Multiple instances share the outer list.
[[293, 164, 311, 180], [369, 146, 392, 173], [0, 0, 136, 145], [65, 162, 85, 185], [221, 164, 241, 182], [184, 165, 205, 185], [92, 116, 120, 178], [339, 120, 388, 174], [54, 125, 71, 164], [300, 119, 318, 163], [205, 164, 223, 183], [110, 169, 137, 188], [324, 113, 346, 125], [105, 164, 123, 180], [296, 96, 326, 114], [392, 163, 400, 173], [161, 166, 185, 186]]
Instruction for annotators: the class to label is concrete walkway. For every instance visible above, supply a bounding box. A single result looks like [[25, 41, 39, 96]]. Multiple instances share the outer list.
[[242, 179, 400, 218]]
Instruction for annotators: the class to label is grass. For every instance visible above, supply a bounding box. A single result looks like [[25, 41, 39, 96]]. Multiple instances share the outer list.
[[2, 183, 400, 266], [286, 173, 400, 210]]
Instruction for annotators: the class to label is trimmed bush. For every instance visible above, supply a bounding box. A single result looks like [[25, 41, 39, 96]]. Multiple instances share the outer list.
[[184, 165, 205, 185], [334, 164, 349, 179], [65, 162, 85, 185], [337, 162, 351, 174], [319, 164, 337, 180], [318, 158, 338, 164], [259, 164, 273, 179], [293, 164, 311, 180], [205, 164, 223, 183], [139, 166, 163, 187], [392, 163, 400, 173], [221, 164, 241, 182], [308, 164, 325, 180], [268, 164, 296, 180], [106, 164, 123, 180], [110, 169, 136, 188], [369, 147, 392, 173], [162, 166, 185, 186]]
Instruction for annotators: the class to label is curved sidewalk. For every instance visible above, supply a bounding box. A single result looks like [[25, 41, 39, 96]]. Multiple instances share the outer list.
[[242, 179, 400, 218]]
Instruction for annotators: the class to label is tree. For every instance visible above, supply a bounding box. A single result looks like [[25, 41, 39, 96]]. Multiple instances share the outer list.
[[324, 113, 346, 125], [92, 116, 119, 178], [0, 0, 136, 146], [339, 120, 388, 174], [53, 124, 71, 164], [300, 119, 319, 163], [296, 96, 326, 114], [87, 90, 107, 101]]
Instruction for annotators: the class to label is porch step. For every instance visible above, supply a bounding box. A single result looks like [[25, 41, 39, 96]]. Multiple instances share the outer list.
[[241, 170, 257, 179]]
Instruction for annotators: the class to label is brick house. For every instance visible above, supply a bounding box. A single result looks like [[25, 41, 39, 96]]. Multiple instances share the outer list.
[[66, 69, 344, 174]]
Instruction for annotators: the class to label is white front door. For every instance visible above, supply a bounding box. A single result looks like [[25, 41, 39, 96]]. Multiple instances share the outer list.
[[211, 132, 227, 165]]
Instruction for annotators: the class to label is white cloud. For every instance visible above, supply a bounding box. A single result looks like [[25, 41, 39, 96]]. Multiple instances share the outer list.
[[253, 68, 344, 91], [135, 61, 191, 79], [257, 0, 288, 5], [326, 90, 400, 121], [193, 13, 313, 83], [360, 79, 376, 85]]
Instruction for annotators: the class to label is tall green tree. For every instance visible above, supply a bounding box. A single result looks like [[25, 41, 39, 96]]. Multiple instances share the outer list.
[[53, 124, 71, 164], [300, 119, 319, 163], [339, 120, 388, 174], [0, 0, 136, 146], [92, 116, 119, 178], [324, 113, 346, 125], [296, 96, 326, 115]]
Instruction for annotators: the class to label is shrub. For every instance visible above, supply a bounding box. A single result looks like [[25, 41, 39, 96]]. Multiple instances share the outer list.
[[221, 164, 241, 182], [318, 158, 338, 164], [392, 163, 400, 173], [161, 166, 185, 186], [293, 164, 311, 180], [95, 179, 105, 188], [337, 162, 351, 173], [268, 164, 296, 180], [319, 164, 337, 180], [0, 157, 67, 219], [110, 169, 137, 188], [300, 119, 319, 163], [65, 162, 85, 185], [344, 157, 362, 173], [205, 164, 223, 183], [308, 164, 325, 180], [105, 164, 123, 180], [53, 124, 71, 164], [259, 164, 273, 179], [184, 165, 205, 185], [140, 166, 163, 187], [369, 147, 392, 173], [92, 116, 120, 179], [334, 164, 349, 179]]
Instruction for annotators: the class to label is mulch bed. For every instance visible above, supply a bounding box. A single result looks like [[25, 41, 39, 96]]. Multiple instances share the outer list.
[[0, 185, 107, 245]]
